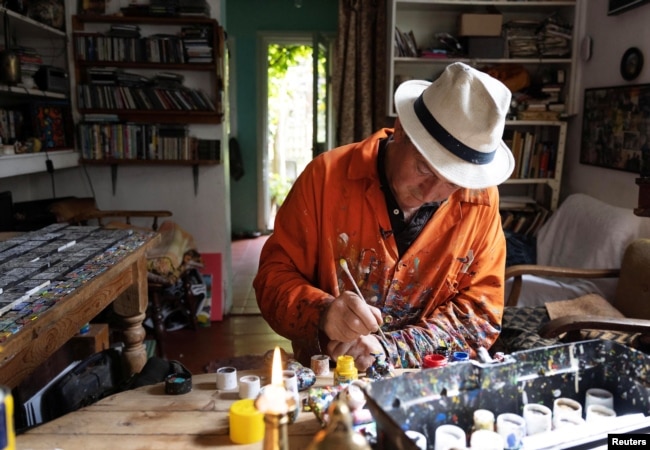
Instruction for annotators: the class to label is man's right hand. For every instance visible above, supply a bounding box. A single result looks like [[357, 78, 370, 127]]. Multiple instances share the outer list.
[[321, 290, 383, 342]]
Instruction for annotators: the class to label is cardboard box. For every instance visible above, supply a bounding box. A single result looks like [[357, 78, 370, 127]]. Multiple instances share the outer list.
[[365, 340, 650, 450], [458, 13, 503, 37]]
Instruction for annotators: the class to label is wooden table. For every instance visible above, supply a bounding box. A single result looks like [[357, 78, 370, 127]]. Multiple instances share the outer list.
[[17, 371, 337, 449], [0, 224, 160, 388]]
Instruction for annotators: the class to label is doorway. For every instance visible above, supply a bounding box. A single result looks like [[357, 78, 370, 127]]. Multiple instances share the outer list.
[[258, 33, 333, 231]]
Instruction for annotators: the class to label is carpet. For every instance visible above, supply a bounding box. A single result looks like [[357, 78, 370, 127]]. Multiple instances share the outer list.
[[204, 348, 294, 373]]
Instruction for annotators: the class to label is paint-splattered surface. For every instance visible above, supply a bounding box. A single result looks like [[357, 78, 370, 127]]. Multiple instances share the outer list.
[[365, 340, 650, 450], [0, 223, 155, 342]]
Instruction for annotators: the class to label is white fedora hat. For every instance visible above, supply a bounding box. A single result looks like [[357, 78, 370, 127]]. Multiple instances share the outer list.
[[394, 62, 515, 189]]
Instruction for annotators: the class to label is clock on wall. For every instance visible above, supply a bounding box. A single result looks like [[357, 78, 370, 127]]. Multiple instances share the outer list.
[[620, 47, 644, 81]]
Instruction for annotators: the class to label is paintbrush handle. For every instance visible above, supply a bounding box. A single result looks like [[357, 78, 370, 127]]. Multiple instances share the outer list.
[[341, 265, 388, 340]]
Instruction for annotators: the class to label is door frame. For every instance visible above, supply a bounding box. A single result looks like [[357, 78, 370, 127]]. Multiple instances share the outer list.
[[256, 32, 334, 232]]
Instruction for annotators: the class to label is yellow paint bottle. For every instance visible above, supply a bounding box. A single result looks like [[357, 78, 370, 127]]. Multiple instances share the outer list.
[[334, 355, 358, 386]]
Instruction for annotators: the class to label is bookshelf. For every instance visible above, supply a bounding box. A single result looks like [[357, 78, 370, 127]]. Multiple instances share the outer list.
[[388, 0, 582, 234], [0, 5, 74, 177], [71, 14, 224, 163]]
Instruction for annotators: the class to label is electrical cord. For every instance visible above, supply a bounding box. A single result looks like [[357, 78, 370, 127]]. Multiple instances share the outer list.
[[45, 150, 56, 197]]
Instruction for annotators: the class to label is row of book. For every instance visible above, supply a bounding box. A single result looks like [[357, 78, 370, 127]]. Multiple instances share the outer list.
[[77, 84, 216, 112], [0, 109, 25, 144], [74, 31, 213, 64], [501, 204, 550, 238], [78, 120, 220, 161], [505, 130, 557, 179], [394, 27, 418, 57]]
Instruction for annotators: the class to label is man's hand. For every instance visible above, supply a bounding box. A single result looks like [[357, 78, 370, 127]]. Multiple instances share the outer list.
[[327, 335, 383, 371], [321, 290, 383, 342]]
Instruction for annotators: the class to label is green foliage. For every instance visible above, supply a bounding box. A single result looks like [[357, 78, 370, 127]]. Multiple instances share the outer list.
[[267, 44, 312, 98], [269, 172, 292, 207]]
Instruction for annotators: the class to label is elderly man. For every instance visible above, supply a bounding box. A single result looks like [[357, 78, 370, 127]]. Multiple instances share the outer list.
[[254, 62, 514, 370]]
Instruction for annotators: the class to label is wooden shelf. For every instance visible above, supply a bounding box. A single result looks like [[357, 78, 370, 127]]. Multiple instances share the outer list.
[[0, 150, 78, 178], [73, 14, 218, 26], [80, 158, 220, 166], [75, 61, 217, 71], [77, 109, 222, 124]]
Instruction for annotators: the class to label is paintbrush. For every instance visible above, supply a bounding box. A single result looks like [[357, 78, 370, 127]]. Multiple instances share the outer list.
[[339, 258, 387, 340]]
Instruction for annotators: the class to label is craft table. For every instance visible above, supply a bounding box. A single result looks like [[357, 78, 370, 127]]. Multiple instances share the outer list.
[[16, 371, 343, 449], [0, 223, 160, 388]]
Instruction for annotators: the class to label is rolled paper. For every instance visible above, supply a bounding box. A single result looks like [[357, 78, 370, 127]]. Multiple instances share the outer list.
[[229, 398, 264, 444], [311, 354, 331, 375], [238, 375, 261, 399], [216, 366, 238, 390]]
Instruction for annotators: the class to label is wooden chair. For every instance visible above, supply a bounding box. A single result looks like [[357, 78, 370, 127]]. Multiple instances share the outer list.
[[499, 239, 650, 353], [48, 197, 171, 231]]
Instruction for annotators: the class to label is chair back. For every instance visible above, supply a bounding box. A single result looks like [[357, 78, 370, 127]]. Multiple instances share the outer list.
[[615, 238, 650, 320]]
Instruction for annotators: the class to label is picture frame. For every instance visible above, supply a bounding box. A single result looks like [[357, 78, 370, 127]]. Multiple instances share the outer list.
[[580, 84, 650, 173], [30, 101, 73, 150]]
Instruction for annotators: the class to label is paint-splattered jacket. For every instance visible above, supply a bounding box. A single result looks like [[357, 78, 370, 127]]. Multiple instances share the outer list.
[[253, 128, 506, 368]]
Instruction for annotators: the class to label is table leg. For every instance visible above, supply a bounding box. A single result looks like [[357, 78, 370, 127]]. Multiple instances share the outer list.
[[113, 256, 149, 375]]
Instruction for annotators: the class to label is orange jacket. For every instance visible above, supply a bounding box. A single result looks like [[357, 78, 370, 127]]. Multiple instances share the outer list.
[[254, 129, 506, 368]]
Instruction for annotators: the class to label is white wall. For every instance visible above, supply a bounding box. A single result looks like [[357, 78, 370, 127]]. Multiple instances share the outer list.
[[563, 0, 650, 208]]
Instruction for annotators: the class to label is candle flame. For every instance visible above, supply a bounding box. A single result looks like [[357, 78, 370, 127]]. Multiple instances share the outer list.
[[271, 346, 282, 386]]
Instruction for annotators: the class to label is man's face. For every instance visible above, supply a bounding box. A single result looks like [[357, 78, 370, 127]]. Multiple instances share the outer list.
[[387, 126, 461, 212]]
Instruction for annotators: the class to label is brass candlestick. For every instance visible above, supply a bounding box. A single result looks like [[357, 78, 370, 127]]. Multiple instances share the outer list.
[[262, 412, 290, 450]]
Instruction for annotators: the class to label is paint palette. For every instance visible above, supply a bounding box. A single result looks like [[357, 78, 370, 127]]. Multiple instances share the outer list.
[[364, 340, 650, 450]]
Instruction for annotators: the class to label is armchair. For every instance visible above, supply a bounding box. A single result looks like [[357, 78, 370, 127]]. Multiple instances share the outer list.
[[499, 238, 650, 353], [505, 193, 650, 308]]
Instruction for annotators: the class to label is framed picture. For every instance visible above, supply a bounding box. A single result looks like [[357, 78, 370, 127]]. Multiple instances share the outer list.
[[608, 0, 650, 15], [30, 101, 73, 150], [580, 84, 650, 173]]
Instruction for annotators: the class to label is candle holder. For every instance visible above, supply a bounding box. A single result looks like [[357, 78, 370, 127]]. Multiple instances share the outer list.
[[254, 384, 297, 450], [262, 412, 290, 450]]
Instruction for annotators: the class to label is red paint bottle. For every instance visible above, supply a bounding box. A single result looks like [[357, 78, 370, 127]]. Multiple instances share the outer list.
[[422, 353, 448, 369]]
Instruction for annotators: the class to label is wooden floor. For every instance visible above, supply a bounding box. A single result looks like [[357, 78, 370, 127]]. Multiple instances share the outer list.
[[159, 235, 292, 375]]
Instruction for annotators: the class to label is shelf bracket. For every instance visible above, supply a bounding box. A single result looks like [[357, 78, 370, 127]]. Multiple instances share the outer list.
[[193, 164, 199, 196], [111, 164, 118, 196]]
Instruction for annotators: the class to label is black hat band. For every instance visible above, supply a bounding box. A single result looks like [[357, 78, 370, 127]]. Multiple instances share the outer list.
[[413, 95, 495, 165]]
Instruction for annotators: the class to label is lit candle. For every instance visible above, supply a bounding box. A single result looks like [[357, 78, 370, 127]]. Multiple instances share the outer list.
[[255, 346, 291, 415]]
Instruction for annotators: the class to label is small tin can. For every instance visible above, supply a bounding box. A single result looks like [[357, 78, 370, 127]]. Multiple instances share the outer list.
[[0, 386, 15, 450]]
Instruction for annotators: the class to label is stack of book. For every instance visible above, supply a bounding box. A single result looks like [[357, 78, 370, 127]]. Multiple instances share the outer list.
[[150, 0, 179, 16], [13, 46, 43, 87], [181, 26, 213, 63], [179, 0, 210, 17]]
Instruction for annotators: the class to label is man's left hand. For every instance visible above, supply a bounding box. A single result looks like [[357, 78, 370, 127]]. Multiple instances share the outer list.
[[327, 335, 384, 371]]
